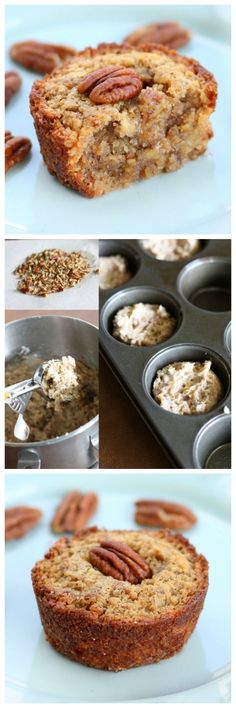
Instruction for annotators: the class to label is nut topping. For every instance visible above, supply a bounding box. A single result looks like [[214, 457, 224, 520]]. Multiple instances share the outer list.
[[78, 65, 143, 104], [5, 131, 32, 173], [125, 21, 191, 50], [135, 500, 197, 530], [51, 491, 98, 533], [10, 40, 77, 74], [89, 538, 152, 583], [5, 506, 42, 540], [5, 70, 22, 105]]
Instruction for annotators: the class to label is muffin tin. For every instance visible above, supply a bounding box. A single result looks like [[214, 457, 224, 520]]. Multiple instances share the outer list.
[[99, 239, 231, 469]]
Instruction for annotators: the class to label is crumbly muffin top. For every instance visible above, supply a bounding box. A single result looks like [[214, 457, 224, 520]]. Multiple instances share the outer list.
[[32, 529, 207, 620], [34, 44, 215, 137], [112, 303, 177, 346], [141, 238, 201, 261], [153, 360, 223, 415]]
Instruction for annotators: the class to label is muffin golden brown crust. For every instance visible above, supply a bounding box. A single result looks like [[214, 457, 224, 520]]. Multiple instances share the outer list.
[[30, 42, 217, 197], [31, 527, 208, 671]]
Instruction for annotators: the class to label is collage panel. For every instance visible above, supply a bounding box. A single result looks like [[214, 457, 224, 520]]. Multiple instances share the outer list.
[[5, 472, 230, 702], [5, 239, 99, 469], [4, 1, 232, 705], [5, 4, 230, 235], [99, 238, 231, 470]]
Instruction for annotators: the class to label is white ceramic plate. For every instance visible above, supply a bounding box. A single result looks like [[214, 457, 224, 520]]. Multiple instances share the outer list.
[[5, 238, 98, 309], [5, 472, 231, 703], [5, 5, 231, 235]]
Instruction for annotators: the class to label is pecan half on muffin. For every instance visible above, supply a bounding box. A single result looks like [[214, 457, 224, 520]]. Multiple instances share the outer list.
[[30, 43, 217, 197], [31, 527, 208, 671]]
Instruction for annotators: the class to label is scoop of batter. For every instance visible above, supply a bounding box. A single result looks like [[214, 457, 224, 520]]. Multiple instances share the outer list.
[[112, 303, 177, 346], [153, 360, 223, 414], [99, 255, 131, 290], [141, 239, 201, 261], [41, 356, 79, 406]]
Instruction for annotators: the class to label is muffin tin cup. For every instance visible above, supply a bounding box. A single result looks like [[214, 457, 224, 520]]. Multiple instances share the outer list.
[[99, 239, 231, 469], [143, 343, 230, 410], [193, 413, 231, 469], [100, 285, 183, 347], [177, 257, 231, 312], [99, 240, 141, 293]]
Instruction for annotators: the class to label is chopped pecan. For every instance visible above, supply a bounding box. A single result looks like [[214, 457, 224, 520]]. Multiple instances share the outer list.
[[125, 21, 191, 50], [14, 248, 91, 297], [5, 506, 42, 540], [5, 131, 32, 173], [78, 65, 143, 104], [89, 538, 152, 583], [135, 500, 197, 530], [5, 70, 22, 105], [10, 40, 77, 74], [51, 491, 98, 533]]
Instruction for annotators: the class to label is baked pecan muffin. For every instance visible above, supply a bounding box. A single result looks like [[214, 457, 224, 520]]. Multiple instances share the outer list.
[[30, 43, 217, 197], [32, 527, 208, 671]]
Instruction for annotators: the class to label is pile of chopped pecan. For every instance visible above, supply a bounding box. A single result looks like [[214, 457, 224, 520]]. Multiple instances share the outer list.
[[14, 248, 92, 297]]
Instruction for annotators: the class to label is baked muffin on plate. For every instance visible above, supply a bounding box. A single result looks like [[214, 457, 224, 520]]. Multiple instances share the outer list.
[[30, 43, 217, 197], [32, 527, 208, 671]]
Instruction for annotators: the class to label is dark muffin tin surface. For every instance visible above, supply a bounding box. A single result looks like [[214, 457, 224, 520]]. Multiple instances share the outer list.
[[99, 239, 231, 469]]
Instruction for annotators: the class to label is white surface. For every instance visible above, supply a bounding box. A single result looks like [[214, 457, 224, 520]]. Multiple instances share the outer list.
[[5, 5, 231, 235], [5, 239, 98, 309], [5, 472, 231, 703]]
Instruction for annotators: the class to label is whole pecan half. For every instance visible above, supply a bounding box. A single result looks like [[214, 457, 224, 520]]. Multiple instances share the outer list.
[[5, 131, 32, 172], [10, 40, 77, 74], [135, 500, 197, 530], [51, 490, 98, 533], [89, 538, 152, 583], [78, 65, 143, 104], [5, 506, 42, 540], [125, 21, 191, 50], [5, 70, 22, 105]]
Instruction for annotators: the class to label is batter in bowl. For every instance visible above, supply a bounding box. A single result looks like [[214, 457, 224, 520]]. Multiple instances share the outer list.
[[5, 353, 98, 442]]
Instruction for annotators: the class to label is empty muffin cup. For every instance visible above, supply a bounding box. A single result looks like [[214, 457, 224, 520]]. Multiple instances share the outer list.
[[99, 240, 140, 289], [100, 286, 182, 346], [143, 343, 230, 415], [193, 413, 231, 468], [177, 257, 231, 312]]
